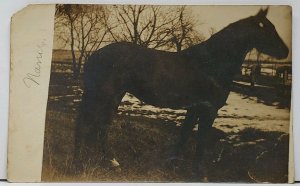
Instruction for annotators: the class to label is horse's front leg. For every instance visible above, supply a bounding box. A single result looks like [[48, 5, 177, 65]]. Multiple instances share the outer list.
[[193, 104, 217, 179]]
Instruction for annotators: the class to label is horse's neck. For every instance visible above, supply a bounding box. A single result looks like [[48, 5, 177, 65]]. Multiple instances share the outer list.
[[207, 27, 251, 61], [209, 36, 249, 76], [187, 26, 252, 87]]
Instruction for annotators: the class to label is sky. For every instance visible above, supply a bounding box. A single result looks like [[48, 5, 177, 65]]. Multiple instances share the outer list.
[[190, 5, 292, 61], [54, 5, 292, 61]]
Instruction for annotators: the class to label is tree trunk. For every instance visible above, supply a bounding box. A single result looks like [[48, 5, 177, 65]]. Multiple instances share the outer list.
[[67, 14, 78, 79]]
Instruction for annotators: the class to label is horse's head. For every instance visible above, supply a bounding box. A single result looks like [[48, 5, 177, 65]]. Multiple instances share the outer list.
[[248, 8, 289, 59]]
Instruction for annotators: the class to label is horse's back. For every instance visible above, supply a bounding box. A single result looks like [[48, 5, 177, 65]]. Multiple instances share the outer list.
[[83, 42, 167, 95], [84, 42, 179, 85], [85, 42, 156, 75], [84, 42, 136, 82]]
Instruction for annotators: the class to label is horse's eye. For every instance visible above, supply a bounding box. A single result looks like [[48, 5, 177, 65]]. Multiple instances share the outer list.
[[259, 22, 264, 28]]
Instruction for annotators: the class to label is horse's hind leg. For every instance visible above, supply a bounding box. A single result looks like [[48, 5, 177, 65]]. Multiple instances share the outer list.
[[74, 83, 125, 167], [75, 89, 104, 166], [94, 91, 125, 158], [75, 90, 96, 160]]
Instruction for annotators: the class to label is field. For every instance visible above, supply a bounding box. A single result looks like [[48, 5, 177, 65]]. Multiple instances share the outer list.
[[41, 58, 291, 182]]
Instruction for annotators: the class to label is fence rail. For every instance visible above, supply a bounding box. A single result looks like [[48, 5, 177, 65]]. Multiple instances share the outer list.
[[243, 60, 291, 65], [51, 60, 292, 74], [51, 61, 84, 73]]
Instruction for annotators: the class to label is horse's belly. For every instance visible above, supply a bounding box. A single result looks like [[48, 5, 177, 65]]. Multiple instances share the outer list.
[[129, 81, 227, 109], [135, 93, 190, 108], [131, 92, 195, 109]]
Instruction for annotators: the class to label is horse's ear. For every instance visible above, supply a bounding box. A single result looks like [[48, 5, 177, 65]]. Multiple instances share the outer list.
[[256, 7, 269, 18]]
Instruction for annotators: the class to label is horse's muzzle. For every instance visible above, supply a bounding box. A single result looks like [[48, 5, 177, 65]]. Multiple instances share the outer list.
[[275, 44, 289, 59]]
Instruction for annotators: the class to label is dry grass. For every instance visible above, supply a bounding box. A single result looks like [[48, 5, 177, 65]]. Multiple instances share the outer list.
[[42, 110, 289, 182]]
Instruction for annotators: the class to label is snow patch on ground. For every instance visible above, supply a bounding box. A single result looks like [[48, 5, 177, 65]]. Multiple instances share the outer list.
[[118, 92, 290, 133]]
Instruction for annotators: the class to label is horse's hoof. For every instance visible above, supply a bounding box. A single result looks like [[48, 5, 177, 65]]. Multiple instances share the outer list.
[[107, 158, 121, 172], [110, 158, 120, 167]]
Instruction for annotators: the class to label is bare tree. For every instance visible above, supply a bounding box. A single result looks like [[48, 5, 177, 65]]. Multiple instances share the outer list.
[[54, 5, 205, 77], [168, 6, 205, 52], [55, 5, 110, 78], [107, 5, 181, 49]]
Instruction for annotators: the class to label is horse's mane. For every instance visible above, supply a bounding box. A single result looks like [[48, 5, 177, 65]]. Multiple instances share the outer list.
[[181, 16, 254, 64]]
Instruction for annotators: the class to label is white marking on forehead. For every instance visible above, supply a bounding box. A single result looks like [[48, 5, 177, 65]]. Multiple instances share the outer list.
[[259, 22, 264, 28]]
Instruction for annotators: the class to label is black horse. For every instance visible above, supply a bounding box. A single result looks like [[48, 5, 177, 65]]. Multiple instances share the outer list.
[[75, 8, 288, 174]]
